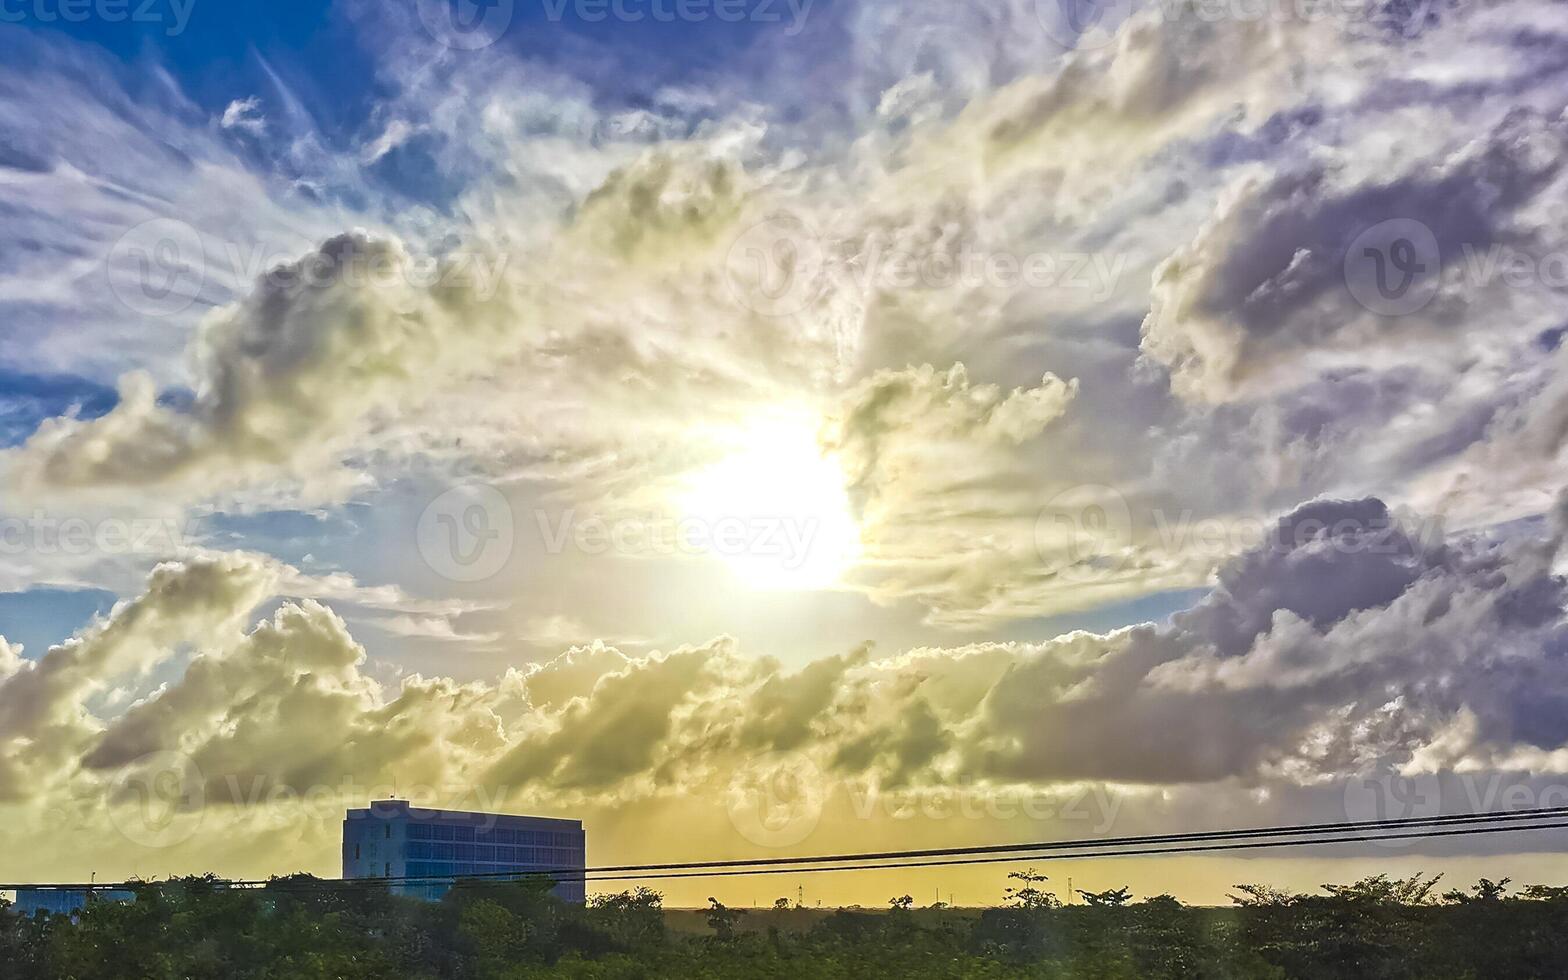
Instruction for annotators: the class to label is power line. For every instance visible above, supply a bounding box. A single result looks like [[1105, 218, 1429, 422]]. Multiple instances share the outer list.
[[243, 803, 1568, 887], [7, 805, 1565, 894], [245, 803, 1568, 892], [232, 816, 1568, 896], [562, 819, 1568, 885]]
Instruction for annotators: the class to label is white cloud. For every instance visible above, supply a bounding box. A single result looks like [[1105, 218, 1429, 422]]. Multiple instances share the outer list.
[[219, 96, 267, 136]]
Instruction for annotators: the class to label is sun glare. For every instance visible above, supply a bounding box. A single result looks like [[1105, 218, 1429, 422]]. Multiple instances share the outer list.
[[679, 415, 861, 590]]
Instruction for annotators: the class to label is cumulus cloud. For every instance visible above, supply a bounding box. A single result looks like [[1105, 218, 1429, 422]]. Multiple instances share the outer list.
[[0, 554, 276, 801], [9, 232, 518, 495], [5, 496, 1567, 876]]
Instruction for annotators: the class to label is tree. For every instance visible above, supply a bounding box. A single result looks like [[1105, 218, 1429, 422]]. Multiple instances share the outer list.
[[1004, 869, 1059, 911], [704, 898, 746, 940], [1077, 886, 1133, 908], [1229, 883, 1297, 907], [587, 887, 665, 952], [1323, 873, 1443, 905], [1443, 877, 1512, 904], [772, 897, 791, 911], [889, 895, 915, 911]]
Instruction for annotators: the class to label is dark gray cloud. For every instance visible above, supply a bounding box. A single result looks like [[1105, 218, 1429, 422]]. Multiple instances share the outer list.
[[961, 496, 1568, 785], [1144, 110, 1567, 401]]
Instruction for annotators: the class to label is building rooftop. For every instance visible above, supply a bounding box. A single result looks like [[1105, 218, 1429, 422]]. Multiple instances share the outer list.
[[345, 799, 582, 828]]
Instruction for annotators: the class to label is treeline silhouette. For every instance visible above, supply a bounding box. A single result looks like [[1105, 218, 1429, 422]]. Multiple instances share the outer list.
[[7, 868, 1568, 978]]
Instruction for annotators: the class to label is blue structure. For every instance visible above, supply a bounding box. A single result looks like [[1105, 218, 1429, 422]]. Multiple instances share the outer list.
[[342, 800, 586, 903], [11, 889, 134, 916]]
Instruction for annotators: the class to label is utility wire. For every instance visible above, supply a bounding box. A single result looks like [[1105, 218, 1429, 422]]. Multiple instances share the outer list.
[[8, 806, 1565, 894], [374, 803, 1568, 885], [271, 817, 1568, 890]]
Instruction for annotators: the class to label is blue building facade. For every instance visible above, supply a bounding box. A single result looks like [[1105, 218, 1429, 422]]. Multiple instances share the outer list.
[[11, 889, 134, 916], [342, 800, 586, 903]]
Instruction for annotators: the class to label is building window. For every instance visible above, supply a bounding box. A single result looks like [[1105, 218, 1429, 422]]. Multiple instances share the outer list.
[[354, 844, 360, 860], [385, 863, 391, 876], [385, 825, 391, 840]]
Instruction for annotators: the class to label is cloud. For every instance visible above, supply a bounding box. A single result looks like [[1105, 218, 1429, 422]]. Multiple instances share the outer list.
[[0, 553, 276, 801], [1142, 109, 1568, 402], [0, 637, 24, 681], [361, 119, 416, 164], [8, 232, 518, 497], [822, 363, 1092, 626], [4, 495, 1565, 864], [830, 363, 1078, 510], [219, 97, 267, 136], [9, 2, 1552, 634], [518, 615, 645, 651], [370, 614, 501, 645]]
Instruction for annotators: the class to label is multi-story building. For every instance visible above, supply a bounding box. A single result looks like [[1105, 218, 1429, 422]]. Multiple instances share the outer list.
[[342, 799, 586, 903], [10, 889, 134, 916]]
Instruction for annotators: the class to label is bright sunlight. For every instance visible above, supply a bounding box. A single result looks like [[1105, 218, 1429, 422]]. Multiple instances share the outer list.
[[678, 414, 861, 590]]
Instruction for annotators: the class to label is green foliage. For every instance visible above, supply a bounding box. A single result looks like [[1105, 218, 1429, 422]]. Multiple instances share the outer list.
[[7, 873, 1568, 977], [703, 897, 745, 940], [1004, 868, 1060, 910], [1078, 886, 1133, 908], [1442, 877, 1511, 904]]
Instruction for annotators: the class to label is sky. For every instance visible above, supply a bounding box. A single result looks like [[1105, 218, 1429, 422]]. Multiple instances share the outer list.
[[3, 0, 1568, 908]]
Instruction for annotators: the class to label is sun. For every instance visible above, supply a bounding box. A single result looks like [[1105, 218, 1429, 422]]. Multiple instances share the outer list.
[[678, 414, 861, 590]]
